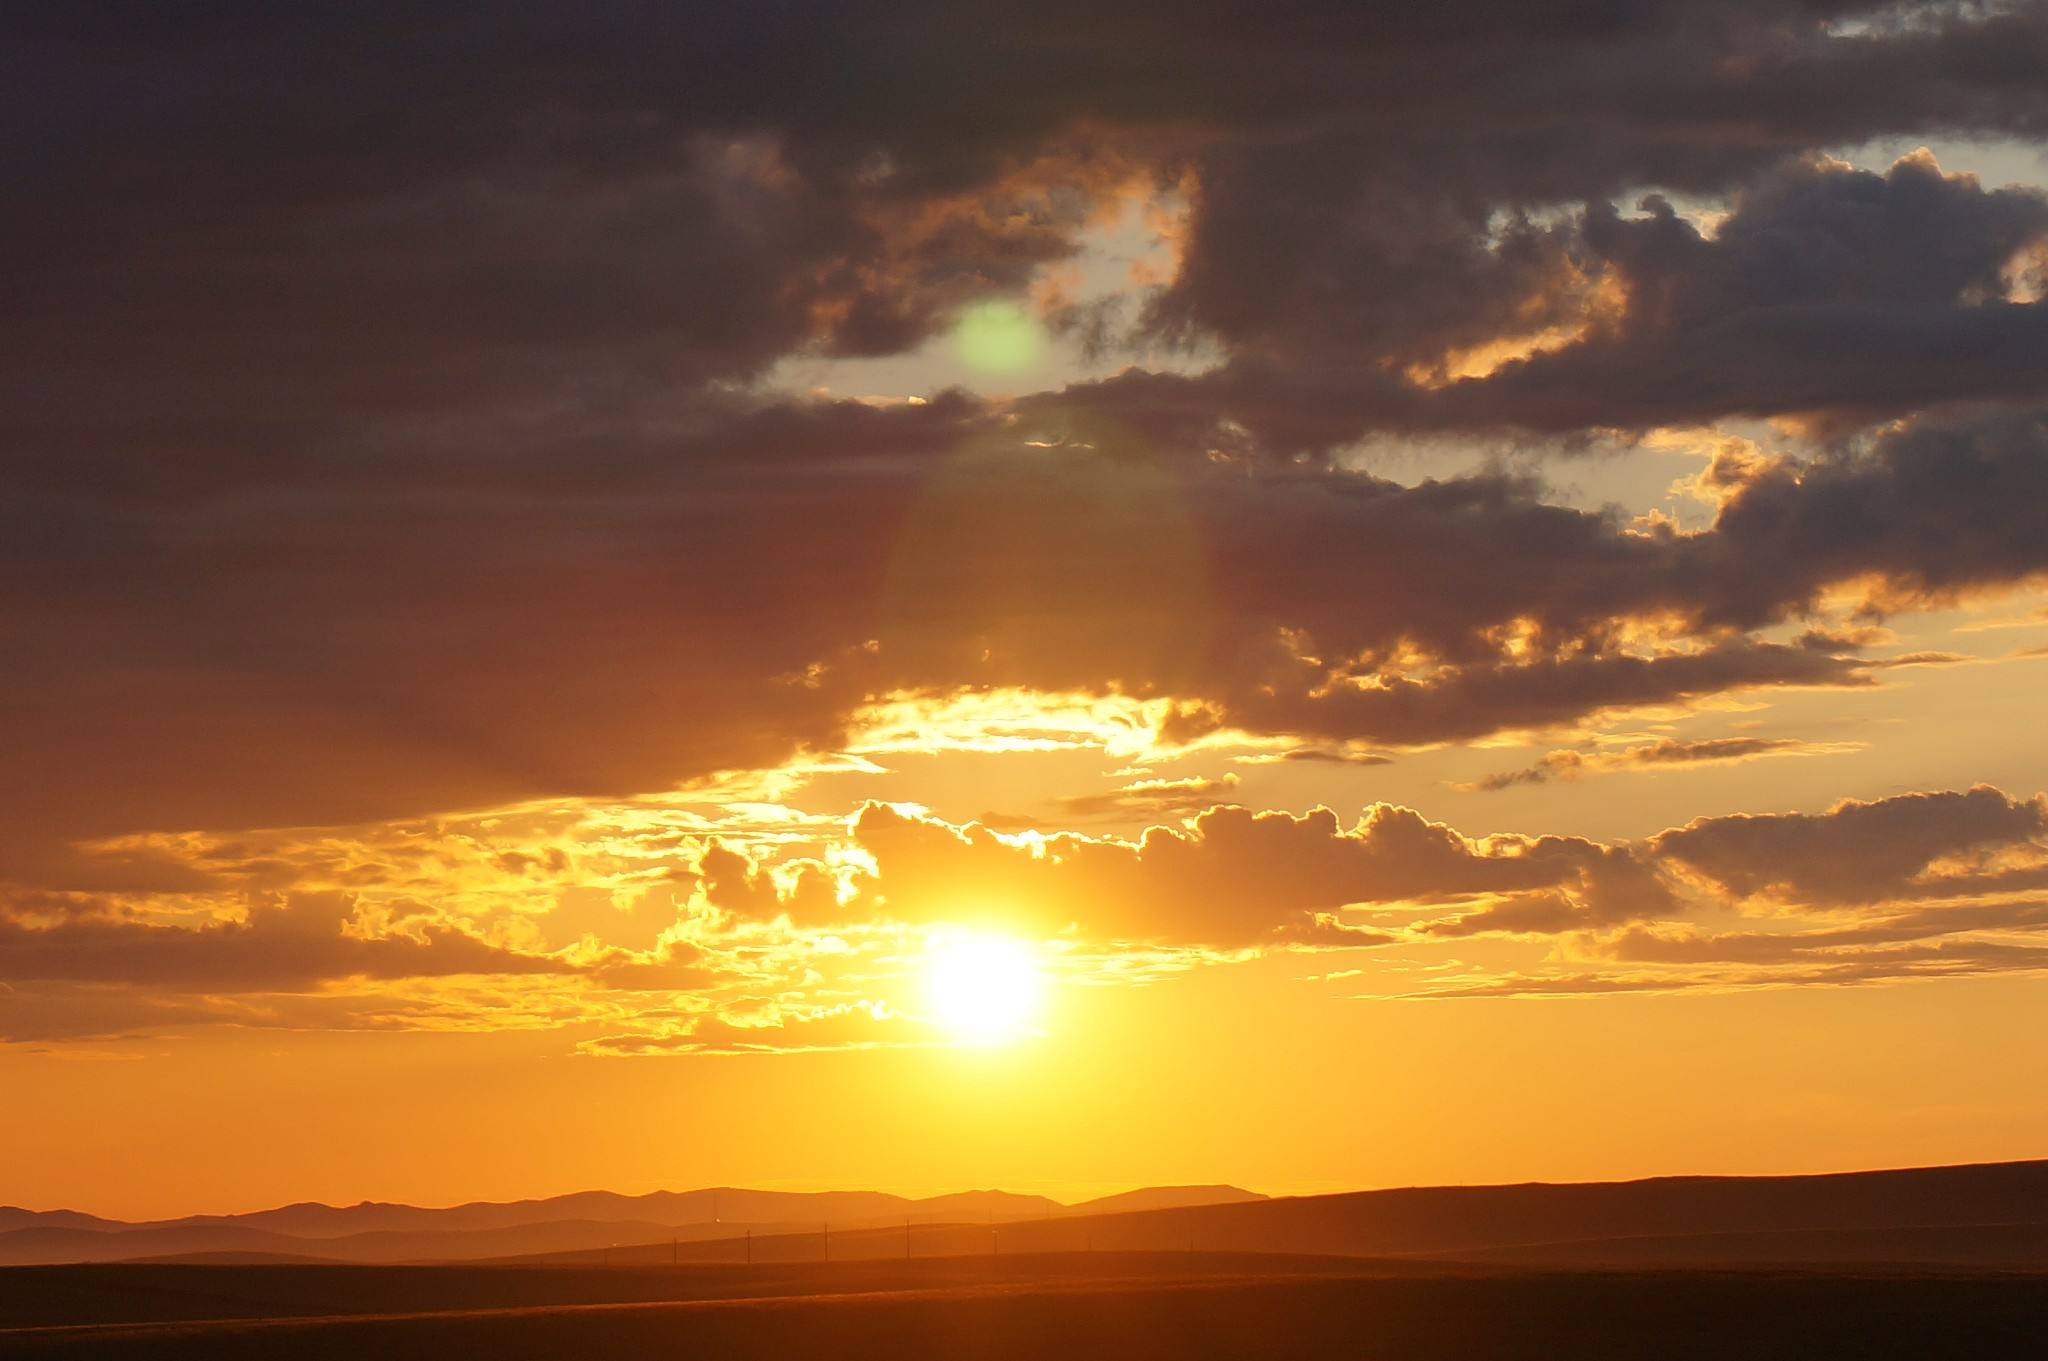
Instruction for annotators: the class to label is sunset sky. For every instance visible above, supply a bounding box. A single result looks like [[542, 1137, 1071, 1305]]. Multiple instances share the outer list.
[[7, 2, 2048, 1221]]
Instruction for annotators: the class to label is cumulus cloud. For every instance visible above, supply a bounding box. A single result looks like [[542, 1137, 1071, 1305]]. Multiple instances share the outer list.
[[689, 800, 1650, 948], [1653, 785, 2048, 906]]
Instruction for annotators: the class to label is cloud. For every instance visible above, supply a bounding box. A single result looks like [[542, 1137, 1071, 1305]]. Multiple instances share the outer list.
[[1428, 153, 2048, 435], [583, 1003, 941, 1057], [1653, 785, 2048, 905], [8, 777, 2048, 1045], [1461, 735, 1860, 791], [1066, 150, 2048, 451], [692, 800, 1643, 948], [7, 396, 2047, 900], [1051, 773, 1242, 820], [8, 2, 2048, 1038], [0, 892, 573, 990], [1409, 941, 2048, 999], [1231, 748, 1395, 767]]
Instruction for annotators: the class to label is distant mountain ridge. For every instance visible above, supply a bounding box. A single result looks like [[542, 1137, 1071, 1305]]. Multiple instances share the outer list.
[[8, 1161, 2048, 1270], [0, 1184, 1266, 1266]]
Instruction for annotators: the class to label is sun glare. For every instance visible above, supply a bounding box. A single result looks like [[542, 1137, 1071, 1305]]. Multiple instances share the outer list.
[[924, 933, 1042, 1045]]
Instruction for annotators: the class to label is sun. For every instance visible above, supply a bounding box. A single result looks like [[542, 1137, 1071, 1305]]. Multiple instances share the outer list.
[[923, 933, 1042, 1045]]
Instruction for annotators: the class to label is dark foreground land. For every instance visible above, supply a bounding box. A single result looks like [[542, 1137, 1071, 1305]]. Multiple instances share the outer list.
[[2, 1254, 2046, 1359]]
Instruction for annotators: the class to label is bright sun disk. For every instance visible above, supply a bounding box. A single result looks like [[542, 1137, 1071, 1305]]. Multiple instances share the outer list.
[[924, 933, 1042, 1045]]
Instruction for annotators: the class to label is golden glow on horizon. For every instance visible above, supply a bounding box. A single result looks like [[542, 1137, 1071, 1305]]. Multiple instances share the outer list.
[[923, 931, 1044, 1045]]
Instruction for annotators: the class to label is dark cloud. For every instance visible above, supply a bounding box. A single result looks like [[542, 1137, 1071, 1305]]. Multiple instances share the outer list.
[[9, 1, 2047, 488], [1653, 784, 2048, 904], [1070, 151, 2048, 450], [0, 892, 572, 990], [1182, 640, 1872, 750], [1235, 748, 1396, 767], [1688, 405, 2048, 628], [1432, 153, 2048, 434], [5, 1, 2048, 890], [9, 396, 2048, 871]]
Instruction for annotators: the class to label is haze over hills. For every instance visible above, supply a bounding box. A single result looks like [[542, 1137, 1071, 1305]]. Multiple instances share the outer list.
[[0, 1185, 1266, 1266], [6, 1163, 2048, 1270]]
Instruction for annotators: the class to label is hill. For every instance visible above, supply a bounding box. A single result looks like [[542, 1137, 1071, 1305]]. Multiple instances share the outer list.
[[480, 1159, 2048, 1272], [0, 1185, 1264, 1267], [9, 1161, 2048, 1270]]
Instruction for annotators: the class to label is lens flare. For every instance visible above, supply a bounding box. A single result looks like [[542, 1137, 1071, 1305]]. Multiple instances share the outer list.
[[952, 300, 1043, 373]]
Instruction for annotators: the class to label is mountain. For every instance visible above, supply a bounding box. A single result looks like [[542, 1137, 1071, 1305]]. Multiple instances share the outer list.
[[480, 1160, 2048, 1271], [0, 1184, 1246, 1266], [0, 1224, 308, 1267], [10, 1163, 2044, 1270], [937, 1160, 2048, 1268], [0, 1208, 122, 1233], [146, 1189, 942, 1239]]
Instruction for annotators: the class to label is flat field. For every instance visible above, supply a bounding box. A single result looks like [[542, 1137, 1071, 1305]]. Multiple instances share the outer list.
[[3, 1253, 2045, 1359]]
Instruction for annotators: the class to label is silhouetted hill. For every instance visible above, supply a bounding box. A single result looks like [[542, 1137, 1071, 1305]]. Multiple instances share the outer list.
[[8, 1163, 2045, 1269], [972, 1160, 2048, 1268], [0, 1209, 121, 1234], [1449, 1221, 2048, 1269], [484, 1160, 2048, 1272], [117, 1251, 343, 1266], [145, 1188, 1009, 1238], [0, 1185, 1247, 1266], [1065, 1185, 1268, 1216], [0, 1226, 317, 1267]]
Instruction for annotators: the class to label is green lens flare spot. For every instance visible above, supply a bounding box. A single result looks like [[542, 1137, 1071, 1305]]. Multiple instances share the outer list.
[[953, 300, 1044, 373]]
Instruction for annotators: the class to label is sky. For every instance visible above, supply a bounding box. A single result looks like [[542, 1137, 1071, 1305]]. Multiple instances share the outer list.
[[6, 1, 2048, 1220]]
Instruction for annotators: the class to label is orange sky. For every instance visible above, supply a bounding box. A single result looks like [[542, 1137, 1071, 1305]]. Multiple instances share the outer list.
[[7, 5, 2048, 1222]]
